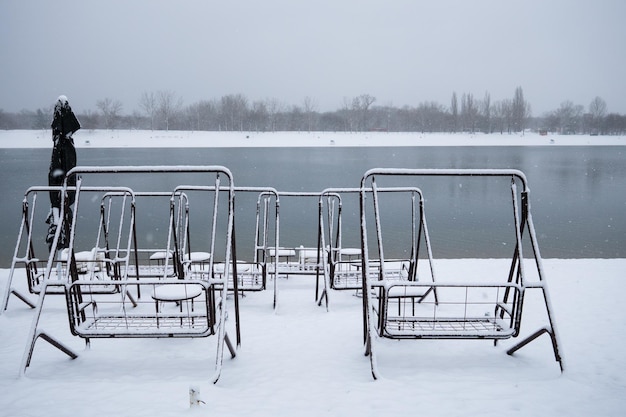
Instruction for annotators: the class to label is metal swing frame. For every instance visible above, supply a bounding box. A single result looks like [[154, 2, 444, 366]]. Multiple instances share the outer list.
[[120, 190, 190, 285], [359, 168, 564, 379], [19, 165, 239, 384], [265, 191, 327, 310], [2, 185, 136, 314], [316, 187, 438, 310], [2, 185, 68, 311], [160, 186, 280, 297], [229, 188, 280, 309], [228, 187, 280, 295]]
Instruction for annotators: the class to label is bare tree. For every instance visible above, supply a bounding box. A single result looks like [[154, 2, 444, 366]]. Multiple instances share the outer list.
[[604, 113, 626, 135], [461, 92, 479, 132], [414, 101, 446, 133], [347, 94, 376, 131], [511, 86, 531, 132], [79, 109, 99, 130], [339, 97, 354, 131], [589, 96, 607, 134], [302, 96, 318, 132], [265, 98, 284, 132], [33, 108, 48, 129], [250, 100, 269, 131], [157, 90, 183, 131], [139, 91, 158, 130], [492, 99, 512, 134], [96, 97, 123, 129], [287, 105, 305, 131], [184, 102, 202, 131], [481, 91, 491, 133], [219, 94, 248, 131], [450, 92, 458, 132], [358, 94, 376, 131], [551, 100, 584, 134]]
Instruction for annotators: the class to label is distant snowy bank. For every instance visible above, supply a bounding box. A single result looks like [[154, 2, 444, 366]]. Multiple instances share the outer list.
[[1, 129, 624, 148]]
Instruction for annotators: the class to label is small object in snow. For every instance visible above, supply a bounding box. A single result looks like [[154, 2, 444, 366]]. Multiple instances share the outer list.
[[189, 385, 205, 408]]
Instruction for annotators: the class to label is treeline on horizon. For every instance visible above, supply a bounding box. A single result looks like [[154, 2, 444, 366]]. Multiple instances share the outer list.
[[2, 87, 625, 135]]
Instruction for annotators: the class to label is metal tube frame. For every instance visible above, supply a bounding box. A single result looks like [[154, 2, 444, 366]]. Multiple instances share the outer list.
[[19, 165, 238, 384], [359, 168, 564, 379]]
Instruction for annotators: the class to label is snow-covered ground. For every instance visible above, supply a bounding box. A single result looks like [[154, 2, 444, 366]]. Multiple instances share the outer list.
[[1, 259, 625, 416], [0, 130, 625, 416], [0, 129, 624, 149]]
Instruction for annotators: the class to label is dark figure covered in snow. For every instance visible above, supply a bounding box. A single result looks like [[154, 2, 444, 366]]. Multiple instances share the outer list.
[[46, 95, 80, 251]]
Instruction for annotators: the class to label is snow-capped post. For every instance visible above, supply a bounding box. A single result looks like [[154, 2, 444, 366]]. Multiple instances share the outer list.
[[189, 385, 205, 408]]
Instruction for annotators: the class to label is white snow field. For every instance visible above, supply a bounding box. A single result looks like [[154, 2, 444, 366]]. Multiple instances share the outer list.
[[0, 130, 624, 416], [1, 259, 625, 416], [0, 129, 624, 149]]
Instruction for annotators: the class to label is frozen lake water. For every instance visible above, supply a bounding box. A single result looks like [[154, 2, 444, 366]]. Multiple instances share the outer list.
[[1, 144, 624, 266]]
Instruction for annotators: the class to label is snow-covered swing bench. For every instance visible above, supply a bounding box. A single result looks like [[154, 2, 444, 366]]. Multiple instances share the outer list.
[[316, 186, 437, 308], [359, 168, 564, 379], [1, 185, 135, 313], [20, 166, 240, 383], [221, 187, 280, 295]]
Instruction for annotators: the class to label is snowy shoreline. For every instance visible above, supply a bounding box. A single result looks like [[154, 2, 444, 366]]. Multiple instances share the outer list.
[[1, 129, 625, 149], [1, 258, 625, 416]]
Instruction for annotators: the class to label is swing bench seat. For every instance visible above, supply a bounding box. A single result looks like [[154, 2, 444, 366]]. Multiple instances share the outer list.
[[74, 312, 212, 337], [67, 279, 218, 339], [212, 262, 266, 292], [332, 259, 410, 290], [384, 317, 516, 339], [375, 281, 522, 340], [330, 267, 362, 290], [121, 250, 177, 279]]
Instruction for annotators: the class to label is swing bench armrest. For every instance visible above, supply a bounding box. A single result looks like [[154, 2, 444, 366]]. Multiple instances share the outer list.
[[76, 301, 97, 314], [25, 257, 41, 264], [495, 301, 513, 317]]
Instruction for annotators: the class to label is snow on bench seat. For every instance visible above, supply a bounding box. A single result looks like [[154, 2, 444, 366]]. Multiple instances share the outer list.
[[67, 279, 216, 339], [376, 281, 521, 340]]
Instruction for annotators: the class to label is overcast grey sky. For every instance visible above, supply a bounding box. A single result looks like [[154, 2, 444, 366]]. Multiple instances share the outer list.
[[1, 0, 625, 115]]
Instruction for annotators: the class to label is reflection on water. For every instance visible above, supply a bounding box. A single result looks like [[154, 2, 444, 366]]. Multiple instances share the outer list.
[[1, 145, 624, 266]]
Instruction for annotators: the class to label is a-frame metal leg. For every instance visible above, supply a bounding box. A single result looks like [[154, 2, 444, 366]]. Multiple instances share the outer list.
[[506, 326, 563, 371], [7, 289, 37, 310], [2, 265, 37, 312], [23, 331, 78, 370], [20, 281, 79, 375]]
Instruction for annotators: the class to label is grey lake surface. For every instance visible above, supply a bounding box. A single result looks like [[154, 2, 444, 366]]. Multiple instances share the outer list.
[[1, 145, 624, 266]]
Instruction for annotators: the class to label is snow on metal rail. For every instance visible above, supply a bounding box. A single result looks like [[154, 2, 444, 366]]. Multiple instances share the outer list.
[[360, 168, 530, 191]]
